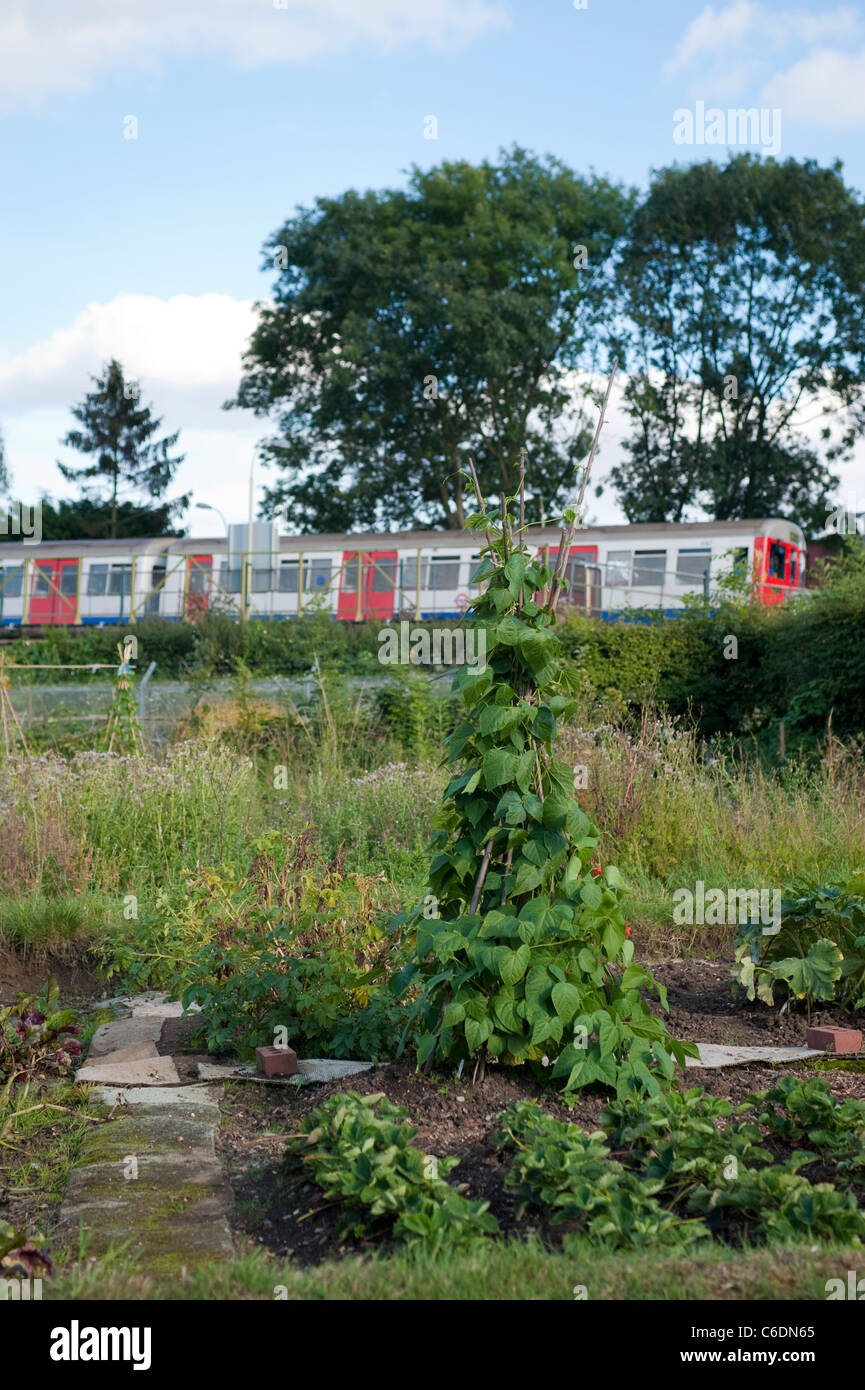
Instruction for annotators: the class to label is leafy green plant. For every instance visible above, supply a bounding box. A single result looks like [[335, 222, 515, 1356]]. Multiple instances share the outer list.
[[393, 445, 695, 1094], [329, 992, 417, 1063], [99, 831, 407, 1059], [733, 873, 865, 1009], [178, 924, 394, 1057], [599, 1087, 771, 1195], [0, 983, 81, 1085], [285, 1091, 498, 1254], [493, 1100, 709, 1249], [745, 1076, 865, 1184], [688, 1157, 865, 1246]]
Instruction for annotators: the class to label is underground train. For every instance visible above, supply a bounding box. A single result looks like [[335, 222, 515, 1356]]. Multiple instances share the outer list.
[[0, 517, 806, 628]]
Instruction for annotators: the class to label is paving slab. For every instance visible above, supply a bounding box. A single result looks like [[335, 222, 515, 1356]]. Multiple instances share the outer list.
[[94, 1083, 220, 1115], [78, 1056, 181, 1086], [57, 1083, 234, 1277], [128, 992, 200, 1019], [686, 1042, 824, 1069], [298, 1058, 374, 1082], [89, 1016, 164, 1057], [79, 1041, 159, 1067], [196, 1057, 374, 1085]]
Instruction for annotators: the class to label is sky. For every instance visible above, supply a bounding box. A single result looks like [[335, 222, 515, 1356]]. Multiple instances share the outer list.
[[2, 0, 865, 536]]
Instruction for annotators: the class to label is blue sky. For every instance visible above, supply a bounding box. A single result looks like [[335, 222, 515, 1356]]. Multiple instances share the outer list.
[[2, 0, 864, 533]]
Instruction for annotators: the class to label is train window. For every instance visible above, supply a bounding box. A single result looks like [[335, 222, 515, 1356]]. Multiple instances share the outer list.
[[424, 557, 461, 590], [219, 564, 242, 594], [253, 567, 273, 593], [676, 549, 711, 584], [108, 565, 132, 596], [789, 550, 798, 585], [146, 562, 166, 614], [305, 559, 332, 591], [372, 557, 397, 592], [60, 565, 79, 596], [278, 561, 299, 593], [0, 566, 23, 598], [732, 547, 748, 576], [33, 567, 52, 595], [188, 565, 209, 596], [606, 551, 631, 586], [768, 542, 786, 580], [633, 550, 666, 587], [341, 556, 359, 592], [87, 564, 108, 596]]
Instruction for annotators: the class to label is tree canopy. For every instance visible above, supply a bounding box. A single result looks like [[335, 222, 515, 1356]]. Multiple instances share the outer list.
[[58, 359, 188, 538], [229, 147, 632, 532], [606, 155, 865, 531], [0, 495, 186, 542]]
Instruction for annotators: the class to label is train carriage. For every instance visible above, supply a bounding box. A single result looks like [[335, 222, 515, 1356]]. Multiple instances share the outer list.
[[0, 518, 806, 629]]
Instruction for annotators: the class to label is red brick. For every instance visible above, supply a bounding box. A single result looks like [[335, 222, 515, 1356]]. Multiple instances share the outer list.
[[805, 1026, 862, 1054], [255, 1045, 299, 1077]]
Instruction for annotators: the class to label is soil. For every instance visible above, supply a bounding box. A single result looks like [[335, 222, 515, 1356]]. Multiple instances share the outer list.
[[216, 958, 865, 1267], [652, 957, 865, 1046], [156, 1014, 212, 1081], [0, 946, 101, 1004]]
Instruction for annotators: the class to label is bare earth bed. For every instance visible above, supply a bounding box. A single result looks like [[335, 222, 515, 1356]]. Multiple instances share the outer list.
[[214, 959, 865, 1267]]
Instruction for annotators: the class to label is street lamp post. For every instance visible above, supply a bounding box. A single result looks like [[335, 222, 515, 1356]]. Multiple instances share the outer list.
[[194, 501, 229, 536]]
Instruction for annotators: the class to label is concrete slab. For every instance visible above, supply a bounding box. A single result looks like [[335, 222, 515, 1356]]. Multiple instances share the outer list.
[[89, 1017, 164, 1057], [128, 994, 200, 1020], [197, 1060, 303, 1086], [78, 1056, 181, 1086], [76, 1113, 217, 1165], [686, 1042, 824, 1069], [299, 1058, 374, 1083], [79, 1041, 159, 1067], [57, 1160, 234, 1274], [196, 1057, 374, 1085], [57, 1081, 234, 1277], [94, 1083, 221, 1115]]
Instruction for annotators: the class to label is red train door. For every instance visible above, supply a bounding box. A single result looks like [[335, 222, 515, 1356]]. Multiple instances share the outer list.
[[337, 551, 398, 620], [541, 544, 598, 606], [29, 559, 78, 624], [754, 537, 794, 605], [186, 554, 212, 620]]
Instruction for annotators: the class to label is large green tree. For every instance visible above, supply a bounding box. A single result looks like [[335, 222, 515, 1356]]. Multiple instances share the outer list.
[[606, 156, 865, 530], [229, 147, 632, 531], [1, 495, 185, 542], [59, 359, 188, 538]]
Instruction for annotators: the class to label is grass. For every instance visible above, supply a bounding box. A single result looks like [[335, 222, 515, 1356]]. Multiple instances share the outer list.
[[1, 693, 862, 976], [41, 1237, 865, 1301], [0, 1078, 106, 1233]]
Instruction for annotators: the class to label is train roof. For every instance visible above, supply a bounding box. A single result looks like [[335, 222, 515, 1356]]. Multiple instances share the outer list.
[[0, 517, 804, 559], [267, 519, 804, 551]]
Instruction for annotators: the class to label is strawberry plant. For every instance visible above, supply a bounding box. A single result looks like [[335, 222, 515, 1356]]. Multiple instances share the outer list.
[[393, 425, 695, 1095], [688, 1156, 865, 1246], [733, 873, 865, 1010], [745, 1076, 865, 1184], [493, 1101, 710, 1249], [0, 983, 81, 1085], [285, 1091, 498, 1254], [599, 1088, 771, 1194]]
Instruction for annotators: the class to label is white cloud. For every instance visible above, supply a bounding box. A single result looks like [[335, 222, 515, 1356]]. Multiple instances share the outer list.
[[0, 0, 509, 110], [0, 293, 267, 529], [0, 292, 258, 420], [763, 46, 865, 125], [664, 2, 865, 118]]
